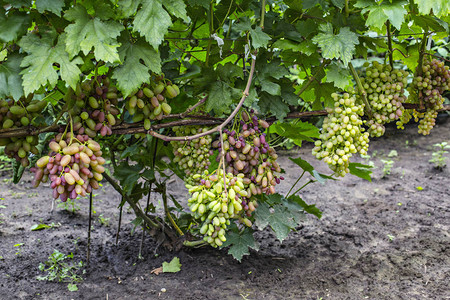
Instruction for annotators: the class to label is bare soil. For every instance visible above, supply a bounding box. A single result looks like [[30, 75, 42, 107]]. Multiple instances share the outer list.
[[0, 117, 449, 300]]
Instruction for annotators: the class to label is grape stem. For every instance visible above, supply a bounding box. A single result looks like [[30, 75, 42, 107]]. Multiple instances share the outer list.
[[161, 183, 184, 236], [386, 20, 394, 69], [285, 170, 305, 198], [290, 179, 316, 196], [102, 172, 161, 229], [296, 59, 330, 97], [219, 128, 228, 198], [148, 56, 256, 142], [348, 62, 373, 119]]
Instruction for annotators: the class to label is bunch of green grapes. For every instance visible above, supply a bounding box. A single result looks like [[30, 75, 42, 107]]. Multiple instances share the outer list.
[[360, 61, 408, 137], [312, 93, 369, 177], [0, 94, 47, 166], [31, 132, 105, 202], [171, 126, 213, 185], [69, 75, 121, 137], [125, 77, 179, 130], [186, 169, 252, 247]]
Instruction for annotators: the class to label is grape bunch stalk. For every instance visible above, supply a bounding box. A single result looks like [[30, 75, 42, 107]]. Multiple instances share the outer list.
[[70, 75, 121, 137], [360, 61, 408, 137], [312, 93, 369, 177], [0, 94, 46, 166], [125, 77, 179, 130], [31, 132, 106, 202], [406, 58, 450, 135]]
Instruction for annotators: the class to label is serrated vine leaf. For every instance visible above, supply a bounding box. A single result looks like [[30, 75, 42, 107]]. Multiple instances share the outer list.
[[259, 93, 290, 121], [254, 201, 271, 230], [268, 205, 297, 242], [207, 81, 233, 115], [163, 0, 188, 22], [114, 162, 143, 195], [0, 11, 30, 43], [35, 0, 65, 15], [133, 0, 172, 49], [112, 39, 161, 97], [287, 195, 322, 219], [355, 0, 408, 30], [326, 63, 352, 89], [223, 228, 258, 262], [0, 53, 25, 99], [269, 121, 319, 147], [251, 27, 271, 49], [64, 5, 123, 63], [312, 23, 358, 65], [117, 0, 140, 18], [19, 33, 83, 94], [413, 0, 450, 18]]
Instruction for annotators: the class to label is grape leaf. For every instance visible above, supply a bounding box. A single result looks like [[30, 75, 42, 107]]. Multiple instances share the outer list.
[[162, 257, 182, 273], [64, 5, 123, 63], [355, 0, 408, 30], [326, 63, 352, 90], [117, 0, 141, 18], [287, 195, 322, 219], [223, 227, 258, 262], [289, 156, 334, 183], [254, 201, 271, 230], [35, 0, 65, 15], [258, 93, 290, 121], [251, 26, 271, 49], [133, 0, 172, 49], [163, 0, 188, 22], [268, 205, 297, 242], [3, 0, 30, 8], [112, 39, 161, 97], [413, 0, 450, 18], [0, 53, 25, 99], [269, 121, 319, 147], [207, 81, 233, 115], [19, 33, 83, 94], [348, 162, 373, 181], [189, 0, 210, 9], [0, 10, 30, 43], [312, 23, 359, 65], [114, 162, 144, 195]]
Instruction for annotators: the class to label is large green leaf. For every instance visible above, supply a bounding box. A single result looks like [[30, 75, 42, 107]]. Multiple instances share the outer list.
[[355, 0, 408, 30], [35, 0, 65, 15], [19, 33, 83, 94], [64, 5, 123, 63], [113, 161, 144, 195], [112, 39, 161, 97], [207, 81, 233, 115], [133, 0, 172, 49], [326, 63, 352, 90], [289, 156, 334, 183], [413, 0, 450, 18], [222, 227, 258, 262], [0, 53, 25, 99], [163, 0, 188, 22], [312, 23, 359, 65], [0, 10, 30, 43], [258, 93, 290, 121]]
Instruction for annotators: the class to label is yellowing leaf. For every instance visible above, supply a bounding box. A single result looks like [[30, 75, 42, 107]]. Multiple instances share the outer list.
[[162, 257, 181, 273]]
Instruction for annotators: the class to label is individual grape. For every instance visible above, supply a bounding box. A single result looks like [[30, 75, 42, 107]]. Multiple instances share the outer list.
[[312, 93, 369, 177], [31, 132, 106, 202], [360, 61, 408, 137]]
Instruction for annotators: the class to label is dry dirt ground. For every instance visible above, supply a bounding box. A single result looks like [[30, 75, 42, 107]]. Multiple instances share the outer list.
[[0, 117, 449, 300]]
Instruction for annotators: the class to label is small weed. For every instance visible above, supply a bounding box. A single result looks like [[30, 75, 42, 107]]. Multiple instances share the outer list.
[[388, 150, 398, 157], [14, 243, 24, 256], [37, 250, 84, 292], [360, 154, 376, 168], [387, 234, 395, 242], [381, 159, 394, 177], [97, 214, 110, 227], [56, 198, 80, 213], [429, 142, 450, 170]]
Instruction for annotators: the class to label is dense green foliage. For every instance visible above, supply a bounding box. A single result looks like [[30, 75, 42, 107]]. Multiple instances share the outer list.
[[0, 0, 449, 260]]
